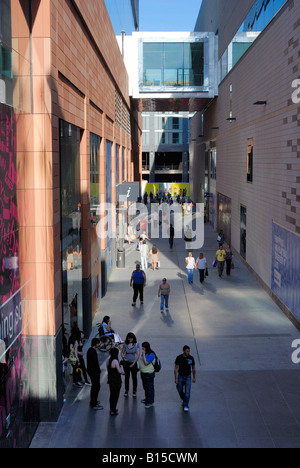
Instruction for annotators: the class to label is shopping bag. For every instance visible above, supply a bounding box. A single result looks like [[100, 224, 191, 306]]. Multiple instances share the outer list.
[[212, 259, 218, 268]]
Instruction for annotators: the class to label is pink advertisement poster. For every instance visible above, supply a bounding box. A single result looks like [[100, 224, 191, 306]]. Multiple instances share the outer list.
[[0, 103, 39, 447]]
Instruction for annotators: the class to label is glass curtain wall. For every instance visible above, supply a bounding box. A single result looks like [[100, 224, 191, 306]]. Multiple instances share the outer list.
[[60, 121, 83, 333], [143, 42, 204, 88]]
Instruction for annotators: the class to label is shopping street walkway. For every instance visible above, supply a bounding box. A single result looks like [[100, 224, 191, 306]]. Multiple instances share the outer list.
[[30, 222, 300, 449]]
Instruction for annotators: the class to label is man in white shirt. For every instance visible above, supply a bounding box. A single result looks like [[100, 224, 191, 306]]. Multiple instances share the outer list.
[[185, 252, 196, 284]]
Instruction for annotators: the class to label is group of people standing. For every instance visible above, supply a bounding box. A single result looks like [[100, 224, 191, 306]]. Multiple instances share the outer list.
[[86, 335, 196, 415], [86, 334, 158, 414]]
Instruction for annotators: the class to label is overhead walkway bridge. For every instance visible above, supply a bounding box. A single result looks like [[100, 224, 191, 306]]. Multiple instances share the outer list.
[[118, 32, 218, 112]]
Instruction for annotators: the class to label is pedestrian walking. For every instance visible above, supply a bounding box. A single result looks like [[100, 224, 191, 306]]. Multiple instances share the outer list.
[[174, 345, 196, 412], [196, 252, 208, 284], [140, 342, 156, 408], [158, 278, 170, 312], [86, 338, 103, 410], [130, 264, 146, 306], [148, 245, 159, 271], [140, 240, 149, 270], [225, 244, 234, 275], [217, 229, 225, 245], [185, 252, 196, 284], [214, 244, 227, 277], [121, 332, 140, 397], [184, 225, 193, 250], [106, 348, 125, 416]]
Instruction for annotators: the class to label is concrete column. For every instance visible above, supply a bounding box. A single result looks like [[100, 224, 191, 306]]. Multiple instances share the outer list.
[[182, 151, 189, 183]]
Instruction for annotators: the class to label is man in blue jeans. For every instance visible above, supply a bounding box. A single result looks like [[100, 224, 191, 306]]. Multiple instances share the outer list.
[[174, 346, 196, 412]]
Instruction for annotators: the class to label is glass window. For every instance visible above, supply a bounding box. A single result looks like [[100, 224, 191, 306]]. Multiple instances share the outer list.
[[143, 42, 204, 88], [142, 115, 150, 130], [247, 138, 253, 183], [60, 120, 83, 332], [184, 43, 204, 87], [116, 144, 120, 186], [219, 0, 288, 82], [172, 117, 179, 130], [210, 149, 217, 180], [164, 43, 184, 86], [106, 141, 113, 276], [143, 42, 164, 86], [172, 133, 180, 144], [90, 133, 100, 225], [239, 0, 287, 33], [142, 131, 150, 145], [232, 42, 252, 68]]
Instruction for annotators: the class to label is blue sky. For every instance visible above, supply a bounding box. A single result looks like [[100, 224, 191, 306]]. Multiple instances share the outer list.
[[105, 0, 203, 35], [139, 0, 203, 31]]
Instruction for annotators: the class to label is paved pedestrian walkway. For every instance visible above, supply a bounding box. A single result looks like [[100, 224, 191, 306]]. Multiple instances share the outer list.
[[30, 223, 300, 449]]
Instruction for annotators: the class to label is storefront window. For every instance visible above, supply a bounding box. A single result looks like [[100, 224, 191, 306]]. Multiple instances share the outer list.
[[60, 120, 82, 333], [90, 133, 100, 226], [106, 140, 113, 276]]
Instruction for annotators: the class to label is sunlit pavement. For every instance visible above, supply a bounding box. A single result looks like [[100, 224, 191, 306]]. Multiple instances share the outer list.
[[31, 223, 300, 449]]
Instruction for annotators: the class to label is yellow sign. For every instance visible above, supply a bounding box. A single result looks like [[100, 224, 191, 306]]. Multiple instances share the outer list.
[[144, 183, 189, 197]]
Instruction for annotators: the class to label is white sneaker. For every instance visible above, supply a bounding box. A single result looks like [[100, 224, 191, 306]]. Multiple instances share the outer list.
[[183, 407, 189, 412]]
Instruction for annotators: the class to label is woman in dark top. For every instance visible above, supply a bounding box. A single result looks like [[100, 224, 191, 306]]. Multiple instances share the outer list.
[[106, 348, 125, 416]]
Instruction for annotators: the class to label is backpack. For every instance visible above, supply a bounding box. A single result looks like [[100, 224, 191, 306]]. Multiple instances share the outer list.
[[153, 354, 162, 373]]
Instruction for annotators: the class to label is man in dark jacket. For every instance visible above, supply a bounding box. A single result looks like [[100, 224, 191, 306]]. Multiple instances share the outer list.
[[87, 338, 103, 410]]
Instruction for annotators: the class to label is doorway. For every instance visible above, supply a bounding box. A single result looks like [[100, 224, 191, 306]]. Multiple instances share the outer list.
[[240, 205, 247, 259]]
